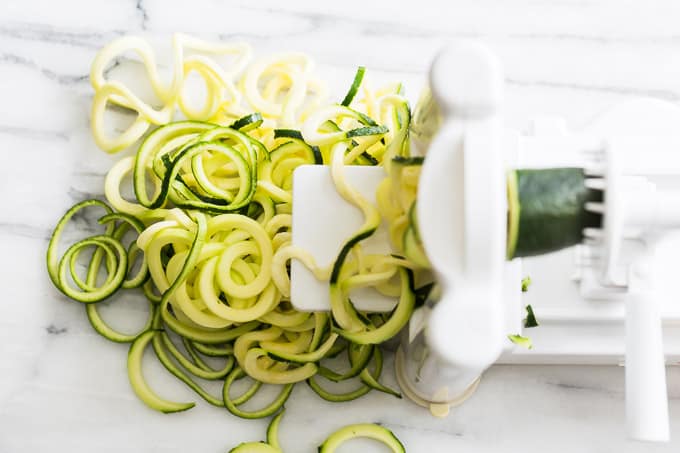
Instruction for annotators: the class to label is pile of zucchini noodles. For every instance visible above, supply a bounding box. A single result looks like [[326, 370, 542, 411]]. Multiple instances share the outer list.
[[47, 34, 428, 452]]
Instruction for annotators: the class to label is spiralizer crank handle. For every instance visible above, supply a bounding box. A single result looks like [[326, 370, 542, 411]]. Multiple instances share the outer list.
[[625, 276, 669, 442]]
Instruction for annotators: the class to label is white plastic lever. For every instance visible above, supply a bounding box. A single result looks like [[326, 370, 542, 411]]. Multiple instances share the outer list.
[[621, 178, 676, 442], [625, 255, 669, 442]]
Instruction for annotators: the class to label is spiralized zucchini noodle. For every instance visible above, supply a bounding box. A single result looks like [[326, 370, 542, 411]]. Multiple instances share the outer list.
[[47, 34, 433, 430], [228, 408, 406, 452]]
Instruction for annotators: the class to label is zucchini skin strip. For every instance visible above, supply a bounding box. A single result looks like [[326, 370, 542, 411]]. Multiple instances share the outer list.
[[341, 66, 366, 106], [266, 409, 285, 449], [151, 330, 225, 406], [159, 331, 234, 380], [225, 409, 406, 453], [86, 302, 155, 344], [159, 211, 207, 306], [164, 319, 260, 345], [359, 349, 401, 398], [307, 345, 383, 403], [134, 121, 217, 208], [264, 333, 338, 363], [222, 367, 294, 419], [231, 377, 263, 406], [230, 112, 264, 131], [190, 341, 234, 357], [243, 348, 317, 385], [318, 344, 373, 382], [58, 236, 128, 303], [127, 330, 196, 413], [101, 212, 150, 289], [84, 212, 154, 342], [47, 199, 112, 291], [318, 423, 406, 453], [333, 268, 415, 345], [229, 442, 281, 453]]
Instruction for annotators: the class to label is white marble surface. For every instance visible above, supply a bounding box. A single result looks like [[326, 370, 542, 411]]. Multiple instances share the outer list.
[[1, 0, 680, 451]]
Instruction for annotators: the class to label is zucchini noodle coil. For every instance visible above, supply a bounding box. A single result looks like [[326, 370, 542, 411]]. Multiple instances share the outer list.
[[47, 34, 434, 422]]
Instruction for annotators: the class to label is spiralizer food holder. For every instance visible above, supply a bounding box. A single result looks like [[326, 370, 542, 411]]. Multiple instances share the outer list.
[[291, 43, 680, 442]]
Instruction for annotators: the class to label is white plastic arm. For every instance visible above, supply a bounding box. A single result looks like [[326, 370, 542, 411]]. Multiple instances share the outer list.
[[625, 259, 669, 442]]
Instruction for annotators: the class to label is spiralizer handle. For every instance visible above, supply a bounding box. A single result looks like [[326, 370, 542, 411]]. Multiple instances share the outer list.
[[626, 290, 669, 442], [625, 252, 670, 442], [612, 171, 674, 442]]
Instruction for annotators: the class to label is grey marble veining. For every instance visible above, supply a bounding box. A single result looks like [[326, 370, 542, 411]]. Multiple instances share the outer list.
[[1, 0, 680, 451]]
